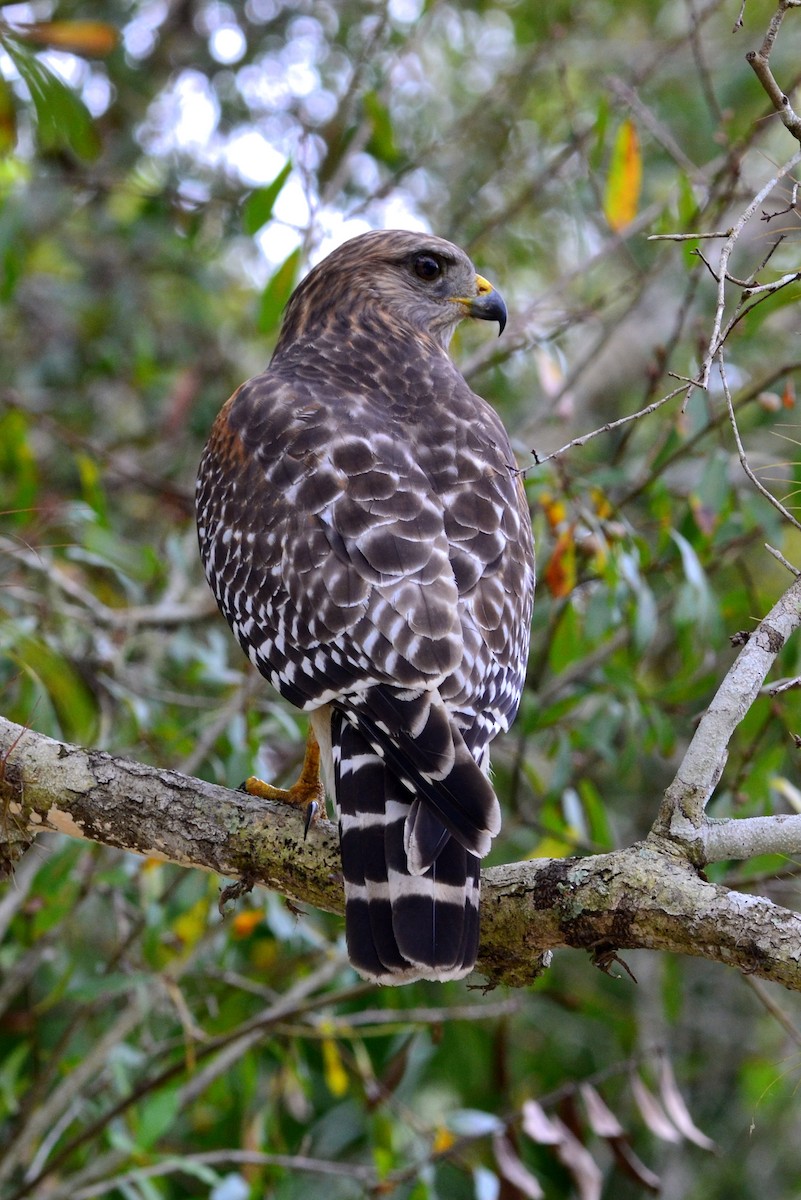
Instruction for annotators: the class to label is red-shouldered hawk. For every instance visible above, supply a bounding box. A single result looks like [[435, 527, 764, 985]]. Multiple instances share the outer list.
[[197, 230, 534, 984]]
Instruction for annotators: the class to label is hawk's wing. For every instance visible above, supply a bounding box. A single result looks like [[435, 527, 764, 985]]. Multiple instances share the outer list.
[[197, 360, 533, 982]]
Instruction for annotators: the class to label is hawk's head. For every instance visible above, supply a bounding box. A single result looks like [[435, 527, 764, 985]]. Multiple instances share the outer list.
[[275, 229, 507, 353]]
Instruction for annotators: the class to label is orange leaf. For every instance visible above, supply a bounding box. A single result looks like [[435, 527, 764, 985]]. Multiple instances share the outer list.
[[544, 528, 576, 598], [604, 119, 642, 232], [231, 910, 263, 938], [783, 376, 796, 408], [13, 21, 119, 57]]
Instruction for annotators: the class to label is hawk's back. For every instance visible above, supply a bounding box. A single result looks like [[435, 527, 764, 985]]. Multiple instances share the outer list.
[[197, 230, 534, 984]]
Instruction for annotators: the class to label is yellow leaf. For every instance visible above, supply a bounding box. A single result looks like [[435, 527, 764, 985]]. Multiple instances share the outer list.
[[590, 486, 613, 521], [604, 119, 642, 231], [526, 834, 578, 860], [13, 21, 119, 57], [540, 492, 568, 531], [321, 1037, 349, 1097], [432, 1126, 457, 1153], [173, 898, 210, 951]]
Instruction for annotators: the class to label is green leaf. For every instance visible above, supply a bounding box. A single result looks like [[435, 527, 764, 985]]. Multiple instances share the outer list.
[[134, 1087, 182, 1149], [13, 634, 98, 743], [0, 1044, 30, 1118], [257, 247, 302, 335], [364, 91, 401, 167], [2, 37, 100, 160], [76, 453, 109, 525], [242, 160, 292, 236]]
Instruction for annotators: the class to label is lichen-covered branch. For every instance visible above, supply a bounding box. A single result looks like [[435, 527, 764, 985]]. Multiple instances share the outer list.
[[3, 714, 801, 991]]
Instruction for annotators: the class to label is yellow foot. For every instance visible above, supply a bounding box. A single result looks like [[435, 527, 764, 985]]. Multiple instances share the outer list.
[[243, 730, 324, 837]]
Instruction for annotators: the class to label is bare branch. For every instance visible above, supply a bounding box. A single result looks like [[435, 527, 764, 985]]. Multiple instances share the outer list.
[[747, 0, 801, 142], [529, 381, 689, 467], [655, 572, 801, 841], [691, 147, 801, 402], [718, 355, 801, 534], [702, 813, 801, 860], [647, 230, 733, 241]]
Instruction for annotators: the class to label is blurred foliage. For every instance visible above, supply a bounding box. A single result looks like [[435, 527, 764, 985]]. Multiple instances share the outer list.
[[2, 0, 801, 1197]]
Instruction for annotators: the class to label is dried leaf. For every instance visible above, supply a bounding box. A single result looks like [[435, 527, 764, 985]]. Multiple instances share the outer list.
[[11, 20, 118, 56], [551, 1117, 603, 1200], [580, 1084, 660, 1191], [521, 1099, 562, 1145], [544, 528, 576, 598], [492, 1133, 544, 1199], [658, 1058, 716, 1151], [604, 119, 642, 231], [580, 1084, 625, 1138], [0, 74, 16, 154], [630, 1073, 682, 1143], [608, 1138, 661, 1192]]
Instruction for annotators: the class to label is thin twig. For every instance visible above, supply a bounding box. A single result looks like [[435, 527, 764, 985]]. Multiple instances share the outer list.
[[719, 355, 801, 534], [529, 382, 689, 467], [765, 543, 801, 576], [647, 230, 733, 241]]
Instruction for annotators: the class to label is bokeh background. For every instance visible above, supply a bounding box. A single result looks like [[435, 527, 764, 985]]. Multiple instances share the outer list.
[[2, 1, 801, 1197]]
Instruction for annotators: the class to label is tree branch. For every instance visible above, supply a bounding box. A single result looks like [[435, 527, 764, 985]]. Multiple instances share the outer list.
[[654, 573, 801, 846], [3, 706, 801, 991]]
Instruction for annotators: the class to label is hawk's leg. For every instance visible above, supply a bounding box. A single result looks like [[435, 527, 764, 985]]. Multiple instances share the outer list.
[[243, 729, 324, 834]]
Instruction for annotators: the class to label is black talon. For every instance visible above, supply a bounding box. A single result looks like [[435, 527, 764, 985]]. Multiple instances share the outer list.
[[303, 801, 318, 840]]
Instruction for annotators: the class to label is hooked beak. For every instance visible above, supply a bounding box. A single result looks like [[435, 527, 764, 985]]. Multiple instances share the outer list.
[[460, 273, 507, 335]]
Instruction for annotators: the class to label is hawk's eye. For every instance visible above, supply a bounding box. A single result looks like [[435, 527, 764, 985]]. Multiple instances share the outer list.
[[413, 255, 442, 282]]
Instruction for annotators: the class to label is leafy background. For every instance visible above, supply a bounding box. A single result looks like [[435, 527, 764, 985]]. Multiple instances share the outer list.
[[2, 0, 801, 1197]]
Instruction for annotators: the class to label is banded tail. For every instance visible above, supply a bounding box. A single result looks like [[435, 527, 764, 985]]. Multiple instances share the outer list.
[[331, 689, 500, 984]]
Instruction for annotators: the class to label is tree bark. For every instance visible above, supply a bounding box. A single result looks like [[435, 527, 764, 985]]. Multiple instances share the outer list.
[[3, 712, 801, 991]]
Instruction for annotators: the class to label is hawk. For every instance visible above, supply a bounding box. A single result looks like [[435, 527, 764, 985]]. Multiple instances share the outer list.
[[197, 230, 534, 984]]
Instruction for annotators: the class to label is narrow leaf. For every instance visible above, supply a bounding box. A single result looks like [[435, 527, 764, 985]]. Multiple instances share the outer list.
[[257, 247, 301, 334], [580, 1084, 625, 1138], [544, 528, 576, 598], [604, 119, 641, 231], [11, 20, 118, 56], [551, 1117, 603, 1200], [243, 160, 292, 236], [608, 1138, 661, 1192], [630, 1073, 682, 1143], [521, 1099, 562, 1145], [658, 1058, 716, 1151], [580, 1084, 661, 1192], [492, 1133, 544, 1199], [0, 74, 16, 154], [3, 37, 99, 159], [321, 1037, 349, 1097]]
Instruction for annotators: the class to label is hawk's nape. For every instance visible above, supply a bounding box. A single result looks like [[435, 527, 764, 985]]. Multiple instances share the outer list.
[[196, 229, 535, 985]]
